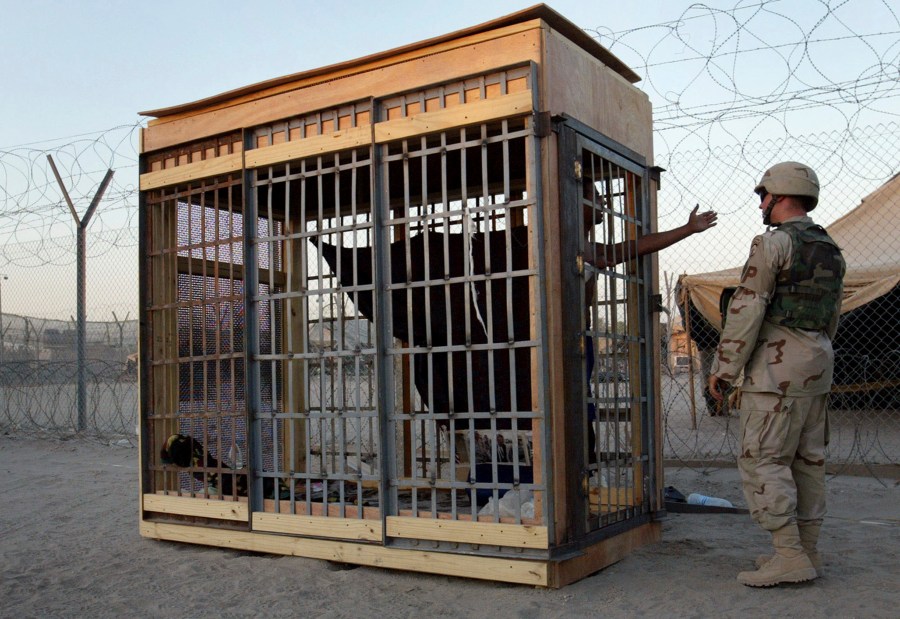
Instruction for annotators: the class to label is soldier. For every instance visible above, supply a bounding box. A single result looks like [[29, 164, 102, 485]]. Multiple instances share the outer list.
[[708, 162, 845, 587]]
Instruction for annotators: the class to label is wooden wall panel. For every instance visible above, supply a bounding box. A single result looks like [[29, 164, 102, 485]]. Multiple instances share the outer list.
[[386, 516, 549, 548], [141, 521, 550, 586], [143, 494, 249, 521]]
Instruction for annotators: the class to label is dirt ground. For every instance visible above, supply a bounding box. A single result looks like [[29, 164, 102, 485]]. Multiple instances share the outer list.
[[1, 435, 897, 618]]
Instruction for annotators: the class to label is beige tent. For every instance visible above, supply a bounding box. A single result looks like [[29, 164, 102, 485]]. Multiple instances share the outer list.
[[677, 173, 900, 404], [678, 172, 900, 334]]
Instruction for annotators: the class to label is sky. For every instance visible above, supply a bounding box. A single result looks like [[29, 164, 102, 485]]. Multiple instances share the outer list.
[[1, 0, 683, 148], [0, 0, 896, 320]]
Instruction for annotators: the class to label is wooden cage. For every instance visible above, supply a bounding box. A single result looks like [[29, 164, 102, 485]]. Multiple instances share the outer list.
[[138, 4, 664, 587]]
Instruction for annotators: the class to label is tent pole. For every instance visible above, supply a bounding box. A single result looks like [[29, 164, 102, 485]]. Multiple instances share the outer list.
[[682, 289, 697, 430]]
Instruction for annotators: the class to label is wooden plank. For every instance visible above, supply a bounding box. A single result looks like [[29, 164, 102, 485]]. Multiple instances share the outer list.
[[253, 512, 381, 541], [143, 493, 249, 521], [140, 520, 549, 586], [140, 152, 243, 190], [374, 90, 533, 142], [386, 516, 549, 549], [141, 27, 542, 152], [526, 110, 547, 527], [394, 509, 540, 525], [542, 130, 567, 542], [283, 222, 307, 475], [625, 172, 645, 507], [245, 126, 371, 168], [548, 521, 661, 588], [150, 201, 179, 493], [257, 499, 382, 521], [588, 485, 637, 508]]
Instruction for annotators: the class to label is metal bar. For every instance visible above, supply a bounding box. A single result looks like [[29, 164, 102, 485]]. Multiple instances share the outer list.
[[243, 129, 264, 512], [75, 225, 87, 432], [266, 169, 281, 507], [373, 98, 396, 535], [558, 126, 587, 539]]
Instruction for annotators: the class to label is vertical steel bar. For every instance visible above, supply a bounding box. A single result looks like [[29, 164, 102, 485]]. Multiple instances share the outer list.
[[373, 97, 398, 531], [243, 130, 263, 511], [266, 172, 280, 507], [559, 129, 587, 536]]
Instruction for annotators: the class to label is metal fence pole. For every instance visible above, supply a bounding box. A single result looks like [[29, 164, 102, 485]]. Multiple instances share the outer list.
[[47, 156, 114, 432], [75, 225, 87, 431], [0, 274, 7, 367]]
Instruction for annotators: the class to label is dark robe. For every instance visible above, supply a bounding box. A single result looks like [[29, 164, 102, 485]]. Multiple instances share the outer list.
[[316, 227, 534, 427]]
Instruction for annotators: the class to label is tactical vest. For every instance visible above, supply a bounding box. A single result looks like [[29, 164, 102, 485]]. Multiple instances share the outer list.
[[765, 221, 845, 331]]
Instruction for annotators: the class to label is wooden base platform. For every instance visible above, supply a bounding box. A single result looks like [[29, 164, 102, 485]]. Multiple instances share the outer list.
[[139, 517, 659, 588]]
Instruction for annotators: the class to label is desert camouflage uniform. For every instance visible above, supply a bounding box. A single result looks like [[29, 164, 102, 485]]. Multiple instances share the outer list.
[[710, 215, 844, 531]]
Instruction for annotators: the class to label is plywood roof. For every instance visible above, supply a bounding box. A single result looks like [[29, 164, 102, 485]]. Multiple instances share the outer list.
[[140, 4, 639, 119]]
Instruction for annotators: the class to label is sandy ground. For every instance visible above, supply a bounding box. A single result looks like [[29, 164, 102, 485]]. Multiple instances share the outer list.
[[1, 436, 897, 619]]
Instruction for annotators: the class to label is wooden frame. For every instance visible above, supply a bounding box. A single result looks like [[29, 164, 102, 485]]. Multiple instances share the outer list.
[[139, 4, 661, 588]]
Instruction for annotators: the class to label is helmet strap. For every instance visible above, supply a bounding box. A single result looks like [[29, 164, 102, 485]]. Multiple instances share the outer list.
[[763, 195, 782, 227]]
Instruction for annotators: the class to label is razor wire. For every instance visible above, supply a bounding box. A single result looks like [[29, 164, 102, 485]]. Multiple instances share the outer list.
[[0, 0, 897, 470]]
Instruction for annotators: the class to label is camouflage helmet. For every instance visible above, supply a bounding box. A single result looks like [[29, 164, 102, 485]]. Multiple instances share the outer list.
[[754, 161, 819, 209]]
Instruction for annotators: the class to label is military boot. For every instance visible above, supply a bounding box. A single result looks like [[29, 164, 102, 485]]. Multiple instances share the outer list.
[[798, 522, 822, 573], [754, 521, 823, 574], [738, 523, 817, 587]]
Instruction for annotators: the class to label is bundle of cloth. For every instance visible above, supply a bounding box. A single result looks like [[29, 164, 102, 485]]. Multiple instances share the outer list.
[[160, 434, 289, 499]]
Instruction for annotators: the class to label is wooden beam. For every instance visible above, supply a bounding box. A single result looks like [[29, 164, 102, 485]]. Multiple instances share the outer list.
[[140, 153, 243, 191], [386, 516, 549, 549], [245, 126, 371, 168], [588, 486, 638, 515], [374, 90, 533, 142], [140, 520, 550, 586], [252, 512, 381, 541], [548, 521, 661, 588], [143, 493, 249, 521], [526, 110, 547, 527], [149, 201, 179, 493], [283, 221, 308, 476]]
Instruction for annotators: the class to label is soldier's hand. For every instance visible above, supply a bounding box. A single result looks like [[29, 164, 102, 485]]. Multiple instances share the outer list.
[[707, 375, 729, 402], [688, 204, 718, 233]]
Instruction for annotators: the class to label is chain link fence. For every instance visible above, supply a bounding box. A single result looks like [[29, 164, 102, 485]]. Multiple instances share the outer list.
[[656, 123, 900, 474]]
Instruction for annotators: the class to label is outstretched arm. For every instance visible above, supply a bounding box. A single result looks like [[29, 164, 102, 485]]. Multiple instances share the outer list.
[[587, 205, 717, 269]]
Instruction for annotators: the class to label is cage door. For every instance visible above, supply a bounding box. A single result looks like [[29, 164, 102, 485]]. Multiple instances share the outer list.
[[559, 121, 658, 537]]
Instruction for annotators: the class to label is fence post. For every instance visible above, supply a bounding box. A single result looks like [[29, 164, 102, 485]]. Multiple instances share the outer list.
[[47, 155, 114, 432], [0, 274, 7, 366]]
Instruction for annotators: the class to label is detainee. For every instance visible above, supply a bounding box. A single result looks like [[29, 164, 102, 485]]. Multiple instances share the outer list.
[[708, 162, 846, 587]]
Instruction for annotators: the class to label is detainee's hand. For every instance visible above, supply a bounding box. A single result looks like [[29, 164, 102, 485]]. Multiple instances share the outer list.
[[687, 205, 718, 233], [707, 375, 729, 402]]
